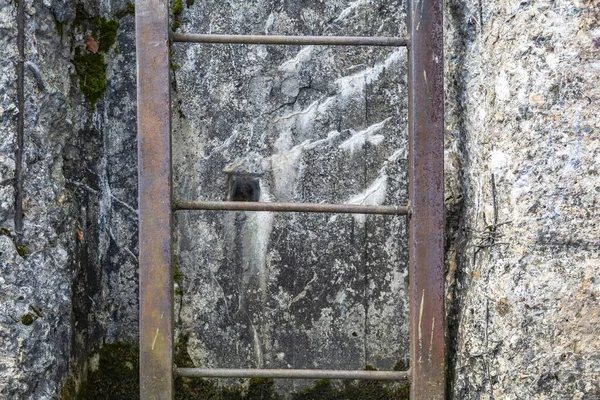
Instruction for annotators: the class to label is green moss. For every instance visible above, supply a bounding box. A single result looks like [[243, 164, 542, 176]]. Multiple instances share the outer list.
[[173, 334, 226, 399], [73, 5, 88, 29], [171, 0, 184, 31], [55, 19, 66, 39], [73, 53, 107, 110], [29, 305, 43, 318], [246, 378, 283, 400], [393, 359, 408, 371], [76, 343, 139, 399], [340, 378, 409, 400], [16, 244, 29, 257], [173, 0, 183, 15], [61, 340, 409, 399], [173, 262, 184, 285], [0, 227, 11, 236], [59, 376, 77, 400], [173, 263, 185, 295], [114, 2, 135, 19], [71, 8, 120, 108], [293, 380, 337, 399], [174, 334, 193, 368], [291, 367, 409, 400], [21, 313, 34, 325], [94, 16, 120, 52]]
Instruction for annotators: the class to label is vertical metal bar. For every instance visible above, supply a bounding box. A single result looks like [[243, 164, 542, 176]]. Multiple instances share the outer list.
[[136, 0, 174, 399], [407, 0, 445, 397]]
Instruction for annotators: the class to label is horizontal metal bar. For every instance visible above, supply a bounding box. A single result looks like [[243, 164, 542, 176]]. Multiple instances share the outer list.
[[174, 200, 409, 215], [171, 33, 408, 47], [176, 367, 410, 381]]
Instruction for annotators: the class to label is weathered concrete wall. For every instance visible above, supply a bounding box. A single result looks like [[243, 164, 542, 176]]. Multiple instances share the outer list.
[[444, 0, 600, 397], [0, 0, 138, 398], [0, 0, 599, 398], [171, 0, 410, 394], [0, 0, 80, 397]]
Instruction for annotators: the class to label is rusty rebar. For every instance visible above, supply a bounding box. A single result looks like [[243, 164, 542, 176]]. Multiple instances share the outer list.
[[172, 33, 408, 47], [176, 367, 410, 381], [174, 200, 409, 215]]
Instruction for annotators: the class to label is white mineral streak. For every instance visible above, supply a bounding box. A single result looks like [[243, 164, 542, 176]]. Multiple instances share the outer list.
[[335, 49, 404, 99], [338, 118, 389, 154], [2, 0, 598, 398], [334, 0, 369, 22], [278, 46, 314, 74], [269, 131, 339, 201], [346, 174, 387, 224]]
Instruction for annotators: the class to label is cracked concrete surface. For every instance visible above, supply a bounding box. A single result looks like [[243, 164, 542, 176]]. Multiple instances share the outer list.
[[0, 0, 598, 398]]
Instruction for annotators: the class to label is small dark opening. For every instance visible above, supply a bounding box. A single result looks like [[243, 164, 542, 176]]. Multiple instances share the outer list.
[[229, 175, 261, 202]]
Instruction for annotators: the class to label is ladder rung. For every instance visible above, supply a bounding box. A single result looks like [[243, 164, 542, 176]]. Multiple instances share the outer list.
[[176, 367, 411, 381], [174, 200, 409, 215], [171, 33, 408, 47]]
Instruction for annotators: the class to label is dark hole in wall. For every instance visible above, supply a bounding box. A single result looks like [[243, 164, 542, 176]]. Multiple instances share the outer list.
[[228, 174, 261, 202]]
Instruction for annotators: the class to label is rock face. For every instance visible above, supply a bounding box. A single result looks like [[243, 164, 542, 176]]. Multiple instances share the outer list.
[[0, 0, 598, 399], [171, 0, 410, 393], [0, 0, 138, 398], [0, 0, 79, 397], [444, 0, 600, 397]]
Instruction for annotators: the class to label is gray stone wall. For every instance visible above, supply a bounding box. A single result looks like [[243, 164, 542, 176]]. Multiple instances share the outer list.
[[171, 1, 410, 394], [0, 0, 598, 398], [0, 0, 79, 397], [445, 0, 600, 397], [0, 0, 138, 398]]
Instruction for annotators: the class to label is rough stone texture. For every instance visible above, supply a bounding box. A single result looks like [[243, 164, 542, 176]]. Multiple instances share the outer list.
[[445, 0, 600, 397], [0, 0, 77, 397], [0, 0, 138, 398], [0, 2, 17, 227], [171, 0, 411, 393], [0, 0, 599, 398]]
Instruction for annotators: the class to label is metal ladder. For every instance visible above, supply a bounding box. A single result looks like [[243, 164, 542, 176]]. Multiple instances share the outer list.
[[135, 0, 444, 398]]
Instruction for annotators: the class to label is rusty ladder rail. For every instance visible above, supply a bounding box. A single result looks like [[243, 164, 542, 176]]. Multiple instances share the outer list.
[[136, 0, 444, 398]]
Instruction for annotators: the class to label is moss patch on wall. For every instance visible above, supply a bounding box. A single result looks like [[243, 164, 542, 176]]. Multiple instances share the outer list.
[[71, 7, 122, 109], [171, 0, 184, 30], [173, 0, 183, 16], [20, 313, 34, 325], [62, 341, 409, 399], [75, 343, 139, 399], [114, 2, 135, 19], [59, 377, 77, 400], [16, 244, 28, 257], [72, 53, 107, 110], [94, 17, 120, 53]]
